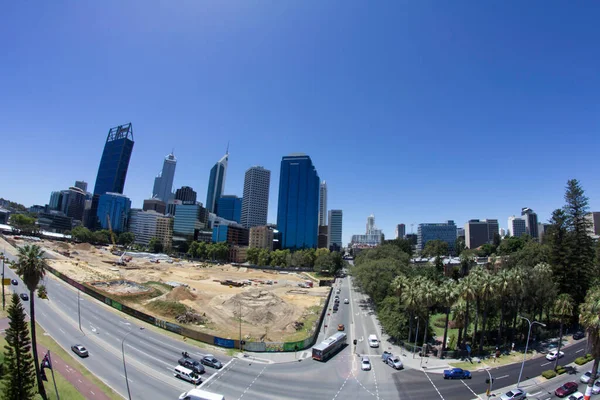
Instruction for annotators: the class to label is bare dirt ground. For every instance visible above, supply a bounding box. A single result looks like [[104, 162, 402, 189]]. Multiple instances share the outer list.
[[9, 237, 328, 341]]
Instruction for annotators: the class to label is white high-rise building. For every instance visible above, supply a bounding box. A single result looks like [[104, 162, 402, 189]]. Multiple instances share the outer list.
[[507, 216, 527, 237], [241, 166, 271, 228], [319, 181, 328, 226], [328, 210, 343, 250], [152, 152, 177, 202], [366, 214, 376, 234]]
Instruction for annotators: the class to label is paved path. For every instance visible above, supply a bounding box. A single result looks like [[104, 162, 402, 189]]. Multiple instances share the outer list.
[[0, 317, 113, 400]]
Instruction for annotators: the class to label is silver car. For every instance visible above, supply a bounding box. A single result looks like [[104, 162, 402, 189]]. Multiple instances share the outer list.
[[580, 371, 600, 384], [361, 356, 371, 371], [500, 388, 526, 400]]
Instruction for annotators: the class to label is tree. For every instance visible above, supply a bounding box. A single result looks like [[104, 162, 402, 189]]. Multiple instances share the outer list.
[[452, 299, 467, 351], [148, 237, 163, 253], [422, 240, 449, 274], [384, 238, 414, 258], [270, 249, 288, 267], [315, 248, 330, 259], [419, 279, 438, 352], [9, 214, 37, 235], [92, 230, 110, 245], [70, 226, 93, 243], [14, 244, 47, 399], [246, 248, 260, 265], [3, 293, 36, 399], [497, 236, 527, 255], [118, 232, 135, 247], [564, 179, 596, 305], [439, 280, 457, 354], [579, 286, 600, 400], [455, 237, 466, 257], [476, 244, 495, 257], [553, 293, 574, 370], [257, 249, 270, 266]]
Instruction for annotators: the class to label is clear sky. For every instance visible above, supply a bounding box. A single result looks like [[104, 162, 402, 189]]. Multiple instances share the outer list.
[[1, 1, 599, 245]]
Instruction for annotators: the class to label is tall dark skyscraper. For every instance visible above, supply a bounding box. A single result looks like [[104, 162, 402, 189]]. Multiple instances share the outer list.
[[87, 123, 134, 229], [206, 152, 229, 214], [175, 186, 197, 203], [277, 154, 320, 249]]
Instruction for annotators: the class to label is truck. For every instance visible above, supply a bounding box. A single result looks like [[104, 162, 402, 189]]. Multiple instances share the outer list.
[[443, 368, 472, 380], [381, 351, 403, 370]]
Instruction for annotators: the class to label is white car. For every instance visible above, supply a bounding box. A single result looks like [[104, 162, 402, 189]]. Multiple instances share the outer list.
[[361, 356, 371, 371], [568, 392, 584, 400], [500, 388, 526, 400], [580, 371, 600, 384], [545, 350, 565, 361], [593, 380, 600, 395], [344, 299, 349, 304]]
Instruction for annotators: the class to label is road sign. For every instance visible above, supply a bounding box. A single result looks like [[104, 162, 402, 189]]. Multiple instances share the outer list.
[[2, 279, 10, 286]]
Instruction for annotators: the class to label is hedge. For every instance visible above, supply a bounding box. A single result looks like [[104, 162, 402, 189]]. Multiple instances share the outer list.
[[575, 354, 594, 366], [542, 370, 557, 379], [556, 366, 566, 375]]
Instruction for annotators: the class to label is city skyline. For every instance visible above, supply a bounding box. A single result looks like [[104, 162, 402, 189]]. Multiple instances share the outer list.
[[2, 2, 600, 245]]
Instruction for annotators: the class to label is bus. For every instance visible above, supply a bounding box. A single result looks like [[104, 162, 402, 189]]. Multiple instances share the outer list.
[[312, 332, 347, 361]]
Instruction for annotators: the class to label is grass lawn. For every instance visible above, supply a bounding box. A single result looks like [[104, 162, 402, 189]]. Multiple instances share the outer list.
[[431, 313, 459, 345], [34, 323, 122, 400], [449, 350, 539, 370]]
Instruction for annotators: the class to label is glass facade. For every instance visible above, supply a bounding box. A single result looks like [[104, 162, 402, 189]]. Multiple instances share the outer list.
[[173, 204, 205, 239], [93, 123, 134, 196], [217, 195, 242, 223], [96, 193, 132, 232], [276, 154, 320, 249], [206, 154, 228, 214], [417, 221, 457, 254]]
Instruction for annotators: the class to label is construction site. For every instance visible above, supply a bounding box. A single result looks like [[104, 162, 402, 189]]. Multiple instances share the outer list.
[[4, 235, 329, 342]]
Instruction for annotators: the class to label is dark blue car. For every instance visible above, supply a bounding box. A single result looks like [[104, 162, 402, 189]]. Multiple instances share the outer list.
[[443, 368, 472, 379]]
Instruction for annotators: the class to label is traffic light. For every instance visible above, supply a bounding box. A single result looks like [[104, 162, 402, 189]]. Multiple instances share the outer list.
[[353, 339, 357, 345], [240, 340, 246, 345], [485, 378, 494, 384]]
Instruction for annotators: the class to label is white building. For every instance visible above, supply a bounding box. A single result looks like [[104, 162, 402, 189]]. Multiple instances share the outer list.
[[241, 166, 271, 228], [319, 181, 328, 226], [328, 210, 343, 249], [352, 214, 382, 246], [152, 152, 177, 202], [128, 210, 161, 247]]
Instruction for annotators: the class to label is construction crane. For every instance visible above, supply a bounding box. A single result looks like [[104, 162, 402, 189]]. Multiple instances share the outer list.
[[106, 213, 118, 252]]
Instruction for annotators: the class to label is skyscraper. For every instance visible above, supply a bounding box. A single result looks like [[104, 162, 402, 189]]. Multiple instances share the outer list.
[[152, 152, 177, 202], [87, 123, 134, 229], [175, 186, 197, 203], [75, 181, 88, 192], [319, 181, 328, 226], [417, 221, 457, 253], [97, 193, 132, 232], [464, 219, 498, 249], [206, 152, 229, 214], [241, 166, 271, 228], [328, 210, 343, 250], [508, 216, 527, 237], [395, 224, 406, 239], [277, 154, 320, 249], [217, 195, 242, 223], [521, 207, 539, 239], [366, 214, 376, 234]]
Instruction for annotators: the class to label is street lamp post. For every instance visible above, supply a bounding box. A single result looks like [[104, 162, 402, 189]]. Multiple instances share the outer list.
[[122, 327, 144, 400], [516, 316, 545, 388], [1, 250, 5, 310], [77, 288, 82, 333], [485, 368, 493, 400]]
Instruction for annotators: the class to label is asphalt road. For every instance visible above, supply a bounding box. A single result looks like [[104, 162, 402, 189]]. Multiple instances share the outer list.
[[2, 250, 233, 400]]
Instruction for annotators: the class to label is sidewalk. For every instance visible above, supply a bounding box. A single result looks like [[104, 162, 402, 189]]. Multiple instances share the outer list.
[[0, 317, 113, 400]]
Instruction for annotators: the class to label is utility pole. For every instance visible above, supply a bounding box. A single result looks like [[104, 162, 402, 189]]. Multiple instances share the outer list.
[[48, 351, 60, 400], [78, 288, 82, 332], [1, 249, 5, 310]]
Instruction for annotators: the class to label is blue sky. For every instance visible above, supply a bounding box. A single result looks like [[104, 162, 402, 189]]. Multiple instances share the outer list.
[[1, 1, 599, 245]]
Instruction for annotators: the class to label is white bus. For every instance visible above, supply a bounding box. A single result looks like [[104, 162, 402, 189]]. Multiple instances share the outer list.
[[178, 388, 225, 400], [312, 332, 347, 361]]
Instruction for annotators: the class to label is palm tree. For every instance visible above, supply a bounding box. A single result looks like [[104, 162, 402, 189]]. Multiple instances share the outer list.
[[15, 244, 48, 400], [419, 279, 438, 355], [459, 274, 477, 349], [496, 269, 512, 345], [579, 286, 600, 400], [452, 299, 467, 351], [478, 270, 496, 352], [553, 293, 574, 370], [439, 279, 457, 355], [404, 277, 422, 346]]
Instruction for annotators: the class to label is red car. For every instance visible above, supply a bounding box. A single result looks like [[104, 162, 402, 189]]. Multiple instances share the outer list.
[[555, 382, 578, 398]]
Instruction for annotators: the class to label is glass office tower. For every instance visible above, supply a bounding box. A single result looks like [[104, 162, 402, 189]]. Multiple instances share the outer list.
[[276, 154, 320, 249]]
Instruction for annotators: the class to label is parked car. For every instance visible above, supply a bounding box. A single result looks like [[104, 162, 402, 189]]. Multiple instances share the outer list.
[[568, 392, 584, 400], [178, 356, 205, 374], [555, 382, 578, 398], [361, 356, 371, 371], [201, 355, 222, 369], [443, 368, 472, 380], [71, 344, 89, 358], [580, 371, 600, 384], [592, 380, 600, 395], [344, 299, 349, 304], [381, 351, 403, 370], [500, 389, 526, 400], [19, 293, 29, 301], [573, 331, 585, 340], [338, 324, 345, 331], [11, 279, 17, 285], [546, 350, 565, 361]]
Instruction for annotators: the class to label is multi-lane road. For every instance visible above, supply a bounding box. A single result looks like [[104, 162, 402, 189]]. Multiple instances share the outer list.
[[2, 246, 593, 400]]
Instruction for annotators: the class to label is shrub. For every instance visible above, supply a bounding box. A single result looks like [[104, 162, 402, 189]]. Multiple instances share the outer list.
[[575, 356, 589, 366], [556, 367, 566, 375], [542, 370, 557, 379]]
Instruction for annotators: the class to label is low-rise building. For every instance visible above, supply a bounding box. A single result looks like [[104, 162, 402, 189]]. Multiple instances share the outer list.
[[249, 225, 274, 250], [143, 198, 166, 215], [229, 245, 248, 263], [156, 215, 173, 251], [37, 211, 72, 233], [212, 225, 249, 246]]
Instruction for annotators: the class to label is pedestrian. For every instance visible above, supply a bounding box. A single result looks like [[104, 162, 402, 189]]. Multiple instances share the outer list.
[[511, 342, 515, 353]]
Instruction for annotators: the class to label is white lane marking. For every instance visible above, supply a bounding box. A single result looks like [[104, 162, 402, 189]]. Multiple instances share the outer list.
[[119, 374, 134, 383], [237, 365, 267, 400], [59, 328, 66, 334], [459, 379, 481, 399], [495, 374, 509, 380], [90, 391, 95, 395], [332, 372, 352, 399], [423, 370, 445, 399], [541, 361, 551, 366], [200, 358, 236, 389], [530, 391, 542, 396], [576, 349, 584, 353]]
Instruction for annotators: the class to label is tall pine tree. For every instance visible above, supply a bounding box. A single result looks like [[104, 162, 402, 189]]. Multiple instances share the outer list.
[[563, 179, 596, 305], [547, 208, 570, 296], [3, 293, 36, 400]]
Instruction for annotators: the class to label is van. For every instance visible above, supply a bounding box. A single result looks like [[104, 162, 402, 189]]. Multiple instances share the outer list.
[[174, 365, 201, 385], [179, 388, 225, 400], [368, 334, 379, 348]]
